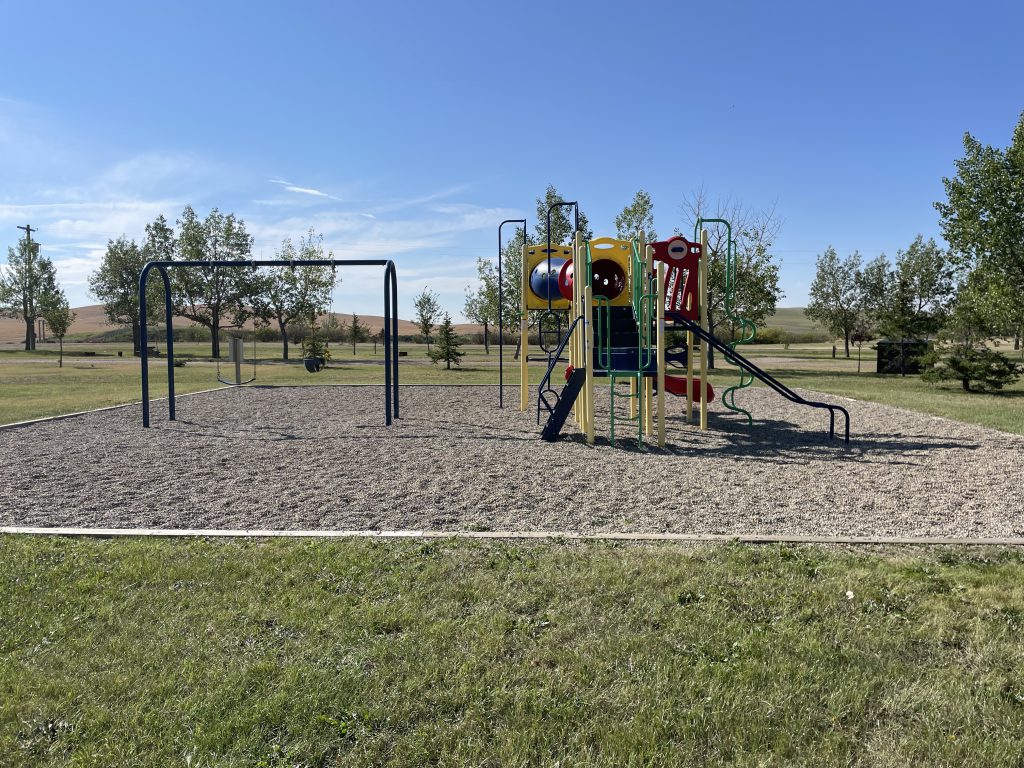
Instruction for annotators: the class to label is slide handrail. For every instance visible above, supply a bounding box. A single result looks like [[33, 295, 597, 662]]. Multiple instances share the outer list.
[[668, 312, 850, 442], [537, 314, 584, 425]]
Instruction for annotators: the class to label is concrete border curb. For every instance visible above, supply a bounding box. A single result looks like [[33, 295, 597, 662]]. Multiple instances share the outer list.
[[2, 526, 1023, 546]]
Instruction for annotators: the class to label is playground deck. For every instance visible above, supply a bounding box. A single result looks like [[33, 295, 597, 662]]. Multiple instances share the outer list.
[[1, 385, 1021, 539]]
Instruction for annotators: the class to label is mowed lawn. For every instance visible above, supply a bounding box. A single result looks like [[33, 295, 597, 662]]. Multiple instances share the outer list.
[[3, 341, 1024, 435], [1, 536, 1023, 767], [0, 344, 536, 425]]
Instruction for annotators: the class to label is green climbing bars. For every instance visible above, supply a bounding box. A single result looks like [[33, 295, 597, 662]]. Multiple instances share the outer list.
[[694, 218, 756, 425], [586, 238, 657, 446]]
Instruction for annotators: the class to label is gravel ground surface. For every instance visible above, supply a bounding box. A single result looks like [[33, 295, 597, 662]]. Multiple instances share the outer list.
[[2, 385, 1022, 538]]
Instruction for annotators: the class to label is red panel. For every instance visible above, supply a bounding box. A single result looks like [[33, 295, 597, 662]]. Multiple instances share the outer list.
[[663, 374, 715, 403], [650, 236, 702, 321]]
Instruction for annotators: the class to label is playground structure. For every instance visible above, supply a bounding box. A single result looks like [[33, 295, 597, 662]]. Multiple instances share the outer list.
[[507, 204, 850, 445], [137, 258, 399, 428]]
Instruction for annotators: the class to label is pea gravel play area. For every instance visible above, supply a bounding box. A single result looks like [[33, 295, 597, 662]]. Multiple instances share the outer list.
[[2, 385, 1023, 539]]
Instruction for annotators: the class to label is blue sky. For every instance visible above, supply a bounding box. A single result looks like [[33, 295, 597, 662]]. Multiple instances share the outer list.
[[2, 0, 1022, 321]]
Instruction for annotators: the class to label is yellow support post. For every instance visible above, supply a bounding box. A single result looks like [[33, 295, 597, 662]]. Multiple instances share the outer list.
[[520, 242, 529, 412], [657, 261, 666, 448], [699, 228, 709, 431]]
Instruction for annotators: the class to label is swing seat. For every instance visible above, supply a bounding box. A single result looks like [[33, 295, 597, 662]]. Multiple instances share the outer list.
[[304, 357, 325, 373]]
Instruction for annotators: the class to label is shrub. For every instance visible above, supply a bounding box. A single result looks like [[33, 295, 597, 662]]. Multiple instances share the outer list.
[[255, 325, 279, 342], [922, 345, 1022, 393], [300, 334, 331, 361]]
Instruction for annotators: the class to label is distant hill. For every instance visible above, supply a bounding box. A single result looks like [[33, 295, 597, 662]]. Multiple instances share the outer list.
[[764, 307, 822, 335], [1, 303, 819, 344], [0, 304, 112, 343], [0, 305, 485, 343]]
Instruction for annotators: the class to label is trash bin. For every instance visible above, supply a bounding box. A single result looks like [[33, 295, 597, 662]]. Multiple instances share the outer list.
[[876, 339, 930, 374]]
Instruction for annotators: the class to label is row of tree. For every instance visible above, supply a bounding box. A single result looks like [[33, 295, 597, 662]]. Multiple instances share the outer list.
[[806, 111, 1024, 390], [806, 111, 1024, 393], [0, 233, 77, 365], [88, 207, 341, 359], [806, 236, 952, 360]]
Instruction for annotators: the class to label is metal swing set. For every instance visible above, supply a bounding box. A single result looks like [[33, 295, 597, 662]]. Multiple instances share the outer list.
[[138, 258, 399, 428]]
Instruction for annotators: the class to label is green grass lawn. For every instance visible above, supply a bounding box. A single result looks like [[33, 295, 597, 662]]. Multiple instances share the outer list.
[[0, 344, 538, 424], [1, 536, 1022, 767], [3, 341, 1024, 436]]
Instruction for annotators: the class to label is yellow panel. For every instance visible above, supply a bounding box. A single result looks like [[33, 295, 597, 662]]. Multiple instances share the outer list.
[[587, 237, 633, 307], [525, 245, 572, 310]]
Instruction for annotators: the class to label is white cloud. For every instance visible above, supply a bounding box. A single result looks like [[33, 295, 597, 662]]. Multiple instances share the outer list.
[[2, 133, 509, 321], [267, 178, 339, 201], [284, 185, 331, 198]]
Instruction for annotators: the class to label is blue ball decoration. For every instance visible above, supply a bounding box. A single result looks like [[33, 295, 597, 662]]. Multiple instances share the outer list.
[[530, 257, 566, 301]]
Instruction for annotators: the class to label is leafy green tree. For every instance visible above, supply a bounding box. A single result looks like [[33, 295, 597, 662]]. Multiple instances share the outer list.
[[499, 226, 526, 358], [429, 313, 464, 369], [250, 230, 336, 360], [876, 236, 954, 342], [347, 312, 368, 354], [856, 254, 889, 320], [943, 273, 1010, 348], [88, 235, 162, 355], [464, 257, 500, 354], [936, 112, 1024, 347], [614, 189, 657, 242], [41, 289, 75, 368], [806, 247, 863, 358], [166, 206, 254, 358], [413, 287, 441, 351], [533, 184, 592, 245], [848, 254, 890, 371], [0, 232, 60, 350], [679, 191, 784, 367]]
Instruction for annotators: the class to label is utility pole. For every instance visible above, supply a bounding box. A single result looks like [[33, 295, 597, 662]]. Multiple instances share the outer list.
[[16, 224, 37, 350]]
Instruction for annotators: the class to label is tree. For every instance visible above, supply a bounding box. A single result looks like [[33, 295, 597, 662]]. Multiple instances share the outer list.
[[0, 232, 61, 350], [942, 272, 1009, 348], [167, 206, 254, 358], [679, 191, 784, 367], [249, 230, 336, 360], [806, 247, 863, 358], [41, 289, 75, 368], [347, 312, 368, 354], [499, 225, 526, 358], [850, 254, 890, 372], [89, 235, 161, 355], [533, 184, 592, 244], [464, 257, 500, 354], [876, 236, 954, 342], [614, 189, 657, 242], [429, 313, 464, 369], [414, 287, 441, 351], [936, 112, 1024, 347]]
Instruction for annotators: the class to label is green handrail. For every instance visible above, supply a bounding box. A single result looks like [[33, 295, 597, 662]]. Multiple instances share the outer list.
[[693, 217, 755, 425]]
